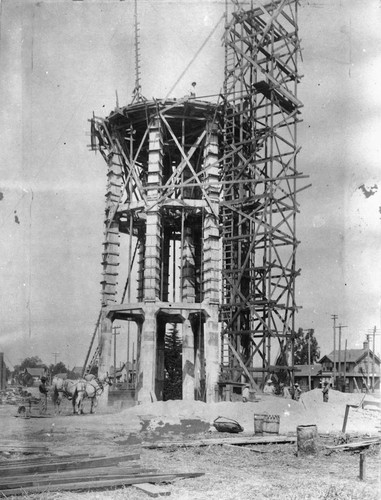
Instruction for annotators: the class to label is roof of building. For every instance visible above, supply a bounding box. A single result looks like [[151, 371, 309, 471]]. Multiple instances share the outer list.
[[25, 367, 46, 377], [320, 349, 380, 364], [294, 364, 322, 377], [72, 366, 83, 374]]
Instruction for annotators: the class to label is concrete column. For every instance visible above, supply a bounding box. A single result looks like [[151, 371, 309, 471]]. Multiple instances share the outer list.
[[182, 225, 196, 303], [97, 313, 112, 408], [204, 307, 220, 403], [193, 317, 205, 400], [203, 122, 220, 304], [101, 149, 123, 307], [0, 353, 6, 390], [202, 122, 221, 402], [161, 228, 171, 302], [144, 119, 163, 302], [155, 319, 166, 400], [137, 304, 157, 403], [181, 318, 195, 400]]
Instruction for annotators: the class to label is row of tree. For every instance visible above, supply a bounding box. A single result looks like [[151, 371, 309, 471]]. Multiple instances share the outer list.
[[8, 328, 319, 391], [12, 356, 78, 381]]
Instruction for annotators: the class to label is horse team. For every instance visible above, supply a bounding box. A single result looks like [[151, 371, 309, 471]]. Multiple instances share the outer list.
[[51, 374, 112, 415]]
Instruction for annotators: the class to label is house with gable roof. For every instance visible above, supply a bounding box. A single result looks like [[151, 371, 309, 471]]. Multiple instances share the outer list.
[[319, 340, 380, 392]]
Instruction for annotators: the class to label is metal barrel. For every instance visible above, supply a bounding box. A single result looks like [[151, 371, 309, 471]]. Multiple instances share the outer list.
[[297, 425, 318, 456]]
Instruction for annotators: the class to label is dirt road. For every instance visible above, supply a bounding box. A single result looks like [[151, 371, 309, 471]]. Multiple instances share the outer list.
[[0, 391, 380, 500]]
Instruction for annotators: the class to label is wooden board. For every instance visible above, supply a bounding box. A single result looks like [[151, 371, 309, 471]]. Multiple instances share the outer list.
[[0, 472, 204, 497], [0, 453, 140, 477], [133, 483, 171, 497], [324, 439, 381, 451], [143, 435, 296, 449], [0, 469, 159, 490]]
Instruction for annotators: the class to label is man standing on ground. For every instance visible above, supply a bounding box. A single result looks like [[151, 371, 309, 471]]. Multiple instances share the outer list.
[[242, 384, 250, 402], [293, 383, 302, 401], [322, 381, 329, 402], [39, 376, 49, 414]]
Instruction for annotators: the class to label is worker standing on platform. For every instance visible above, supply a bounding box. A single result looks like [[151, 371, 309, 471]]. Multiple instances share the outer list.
[[322, 381, 330, 402]]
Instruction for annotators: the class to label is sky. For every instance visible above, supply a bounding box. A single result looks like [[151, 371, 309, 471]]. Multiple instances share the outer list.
[[0, 0, 380, 370]]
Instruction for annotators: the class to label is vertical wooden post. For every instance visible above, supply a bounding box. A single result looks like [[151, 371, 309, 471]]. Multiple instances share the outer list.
[[372, 326, 376, 393], [343, 339, 347, 391], [342, 404, 351, 433], [308, 332, 311, 391], [359, 452, 365, 480]]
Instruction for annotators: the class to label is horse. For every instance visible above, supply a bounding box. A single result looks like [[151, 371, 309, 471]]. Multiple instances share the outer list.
[[74, 374, 112, 414], [51, 376, 84, 415]]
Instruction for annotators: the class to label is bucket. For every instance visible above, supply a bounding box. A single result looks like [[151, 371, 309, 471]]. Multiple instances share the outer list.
[[297, 425, 318, 456], [254, 414, 266, 435], [263, 414, 280, 435]]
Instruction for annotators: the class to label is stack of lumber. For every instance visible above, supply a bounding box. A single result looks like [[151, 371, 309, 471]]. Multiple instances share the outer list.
[[143, 434, 297, 449], [0, 442, 50, 455], [0, 452, 203, 497]]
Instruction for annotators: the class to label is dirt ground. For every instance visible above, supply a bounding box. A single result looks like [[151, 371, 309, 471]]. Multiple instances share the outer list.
[[0, 389, 380, 500]]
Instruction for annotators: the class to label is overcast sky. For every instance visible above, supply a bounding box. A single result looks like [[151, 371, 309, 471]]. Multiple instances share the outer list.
[[0, 0, 380, 369]]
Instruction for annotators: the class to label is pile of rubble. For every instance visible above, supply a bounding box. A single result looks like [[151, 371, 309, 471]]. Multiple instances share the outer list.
[[0, 387, 34, 406]]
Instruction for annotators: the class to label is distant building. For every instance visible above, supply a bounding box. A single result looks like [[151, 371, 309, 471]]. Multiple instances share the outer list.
[[319, 341, 380, 392], [72, 366, 83, 378], [294, 363, 323, 392], [19, 367, 48, 386]]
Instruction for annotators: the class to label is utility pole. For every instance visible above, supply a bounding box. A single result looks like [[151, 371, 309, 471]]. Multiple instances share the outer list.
[[331, 314, 338, 388], [52, 352, 60, 365], [307, 332, 311, 391], [112, 326, 121, 388], [126, 324, 130, 387], [366, 333, 370, 391], [372, 326, 376, 392], [367, 326, 380, 393], [343, 339, 348, 391], [336, 324, 347, 389]]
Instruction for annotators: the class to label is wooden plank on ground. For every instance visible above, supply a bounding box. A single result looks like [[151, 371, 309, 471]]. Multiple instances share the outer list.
[[133, 482, 171, 497], [0, 453, 140, 477], [0, 472, 204, 497], [324, 439, 381, 451], [0, 454, 91, 468], [143, 435, 296, 449], [223, 444, 266, 453], [0, 469, 159, 490], [0, 444, 49, 453]]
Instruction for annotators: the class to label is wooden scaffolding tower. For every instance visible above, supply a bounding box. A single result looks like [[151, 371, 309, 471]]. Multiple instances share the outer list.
[[219, 0, 305, 387]]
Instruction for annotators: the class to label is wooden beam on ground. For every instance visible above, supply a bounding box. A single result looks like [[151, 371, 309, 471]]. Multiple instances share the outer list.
[[324, 438, 381, 451], [0, 453, 140, 477], [0, 444, 49, 454], [0, 472, 204, 497], [223, 444, 266, 453], [0, 454, 91, 468], [143, 435, 296, 449], [133, 483, 171, 497], [0, 469, 159, 490]]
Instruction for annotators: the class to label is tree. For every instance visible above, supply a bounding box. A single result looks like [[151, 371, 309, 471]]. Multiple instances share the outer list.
[[294, 328, 320, 365], [48, 362, 68, 377], [163, 325, 182, 401], [19, 356, 45, 371]]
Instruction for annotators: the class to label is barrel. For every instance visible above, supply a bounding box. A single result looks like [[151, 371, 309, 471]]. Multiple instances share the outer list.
[[297, 425, 318, 456], [263, 414, 280, 435], [254, 414, 266, 435]]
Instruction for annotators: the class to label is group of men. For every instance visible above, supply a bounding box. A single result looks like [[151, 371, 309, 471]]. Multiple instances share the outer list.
[[242, 379, 330, 402]]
